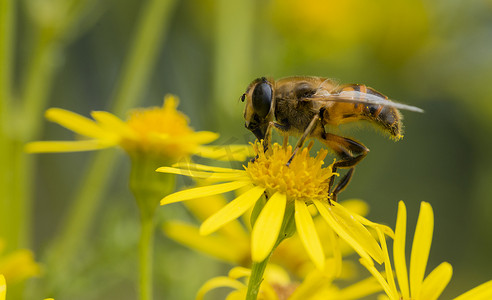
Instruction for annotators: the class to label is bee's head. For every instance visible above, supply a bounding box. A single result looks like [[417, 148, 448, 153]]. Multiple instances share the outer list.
[[241, 77, 274, 141]]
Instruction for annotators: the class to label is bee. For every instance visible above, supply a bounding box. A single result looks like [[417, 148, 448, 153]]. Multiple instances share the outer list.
[[241, 76, 423, 201]]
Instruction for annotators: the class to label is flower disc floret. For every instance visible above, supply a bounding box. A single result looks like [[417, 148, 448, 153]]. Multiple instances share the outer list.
[[120, 96, 217, 158], [245, 143, 335, 202]]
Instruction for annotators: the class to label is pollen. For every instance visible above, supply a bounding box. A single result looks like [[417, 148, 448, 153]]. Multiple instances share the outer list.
[[245, 143, 336, 202]]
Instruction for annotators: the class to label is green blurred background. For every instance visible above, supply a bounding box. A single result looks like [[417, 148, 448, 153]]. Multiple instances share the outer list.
[[3, 0, 492, 298]]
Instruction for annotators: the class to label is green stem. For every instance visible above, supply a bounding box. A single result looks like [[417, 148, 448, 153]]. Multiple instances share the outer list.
[[130, 152, 175, 300], [213, 0, 254, 133], [245, 256, 270, 300], [246, 202, 296, 300], [111, 0, 178, 116], [0, 0, 15, 246], [42, 150, 120, 292], [138, 213, 155, 300], [41, 0, 177, 294]]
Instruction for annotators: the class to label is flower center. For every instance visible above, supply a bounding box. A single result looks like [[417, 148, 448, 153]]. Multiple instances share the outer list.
[[245, 143, 336, 202], [121, 96, 198, 158], [126, 98, 193, 138]]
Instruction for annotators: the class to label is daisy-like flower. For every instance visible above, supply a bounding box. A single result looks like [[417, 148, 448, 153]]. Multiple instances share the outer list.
[[361, 201, 492, 300], [0, 274, 53, 300], [0, 275, 5, 300], [26, 94, 249, 161], [164, 195, 379, 278], [196, 263, 383, 300], [26, 94, 249, 300], [159, 142, 385, 271], [0, 239, 40, 284]]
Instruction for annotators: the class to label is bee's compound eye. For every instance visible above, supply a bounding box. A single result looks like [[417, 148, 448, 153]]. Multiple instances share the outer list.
[[252, 82, 272, 118]]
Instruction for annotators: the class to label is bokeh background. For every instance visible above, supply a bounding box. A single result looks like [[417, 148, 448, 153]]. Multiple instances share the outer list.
[[2, 0, 492, 299]]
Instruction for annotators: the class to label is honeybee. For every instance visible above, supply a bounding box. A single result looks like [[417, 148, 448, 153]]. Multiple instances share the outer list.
[[241, 76, 423, 201]]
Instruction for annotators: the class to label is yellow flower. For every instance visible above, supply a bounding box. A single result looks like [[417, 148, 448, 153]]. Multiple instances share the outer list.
[[0, 239, 40, 284], [196, 263, 382, 300], [164, 195, 381, 279], [0, 274, 53, 300], [269, 0, 429, 63], [159, 142, 385, 270], [26, 94, 249, 161], [0, 275, 4, 300], [361, 201, 492, 300]]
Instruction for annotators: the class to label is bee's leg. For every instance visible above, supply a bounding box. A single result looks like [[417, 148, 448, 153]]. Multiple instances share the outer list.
[[282, 135, 289, 149], [251, 122, 290, 163], [318, 132, 369, 202], [250, 122, 276, 163], [262, 122, 275, 151], [286, 114, 320, 165]]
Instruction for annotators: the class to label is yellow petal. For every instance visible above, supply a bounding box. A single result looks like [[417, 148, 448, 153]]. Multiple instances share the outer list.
[[0, 275, 5, 300], [160, 181, 250, 205], [314, 200, 371, 263], [454, 280, 492, 300], [45, 108, 106, 138], [419, 262, 452, 300], [377, 229, 398, 299], [200, 186, 265, 235], [226, 290, 247, 300], [314, 200, 383, 263], [25, 140, 114, 153], [196, 276, 245, 300], [162, 94, 179, 110], [394, 201, 410, 299], [410, 202, 434, 298], [251, 192, 286, 262], [359, 258, 395, 300], [156, 167, 248, 181], [295, 200, 325, 270], [354, 214, 395, 239], [184, 195, 250, 243], [195, 145, 253, 161], [228, 267, 251, 279], [0, 249, 41, 282], [91, 111, 135, 139], [171, 162, 243, 173], [326, 225, 342, 277], [289, 270, 327, 300], [339, 199, 369, 216], [333, 202, 384, 263], [162, 221, 246, 263], [335, 276, 383, 299]]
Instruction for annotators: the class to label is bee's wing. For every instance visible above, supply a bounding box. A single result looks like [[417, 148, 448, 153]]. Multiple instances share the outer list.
[[307, 91, 424, 113]]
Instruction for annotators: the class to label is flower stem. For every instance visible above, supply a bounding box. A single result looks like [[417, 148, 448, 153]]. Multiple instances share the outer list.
[[245, 256, 270, 300], [130, 152, 175, 300], [138, 213, 155, 300], [39, 0, 177, 295], [246, 201, 296, 300]]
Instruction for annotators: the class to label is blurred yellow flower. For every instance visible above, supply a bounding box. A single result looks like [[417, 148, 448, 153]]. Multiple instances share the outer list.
[[164, 196, 382, 279], [26, 94, 249, 161], [361, 201, 492, 300], [269, 0, 429, 63], [0, 274, 53, 300], [196, 263, 382, 300], [0, 239, 40, 284], [159, 142, 386, 270], [0, 275, 4, 300]]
